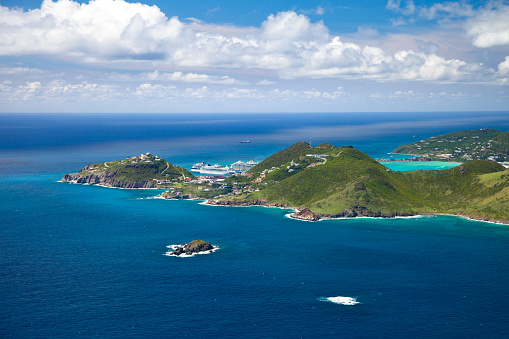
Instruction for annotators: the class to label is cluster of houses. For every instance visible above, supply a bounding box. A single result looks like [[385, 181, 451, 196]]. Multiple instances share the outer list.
[[125, 153, 162, 164], [412, 136, 507, 162]]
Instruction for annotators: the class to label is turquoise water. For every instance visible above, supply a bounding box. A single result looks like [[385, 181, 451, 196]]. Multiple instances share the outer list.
[[1, 113, 509, 338], [380, 161, 462, 171]]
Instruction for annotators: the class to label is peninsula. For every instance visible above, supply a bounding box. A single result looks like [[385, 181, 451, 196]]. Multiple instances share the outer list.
[[62, 153, 194, 188], [207, 142, 509, 224]]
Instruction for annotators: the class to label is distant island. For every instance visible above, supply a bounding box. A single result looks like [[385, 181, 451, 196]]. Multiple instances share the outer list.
[[62, 130, 509, 224], [392, 128, 509, 163]]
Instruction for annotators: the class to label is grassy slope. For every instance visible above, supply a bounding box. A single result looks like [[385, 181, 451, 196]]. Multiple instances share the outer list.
[[220, 143, 509, 222], [76, 154, 194, 182], [248, 141, 313, 176]]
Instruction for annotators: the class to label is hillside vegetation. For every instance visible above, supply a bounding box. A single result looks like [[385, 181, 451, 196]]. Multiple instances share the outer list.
[[64, 153, 194, 186], [213, 142, 509, 223]]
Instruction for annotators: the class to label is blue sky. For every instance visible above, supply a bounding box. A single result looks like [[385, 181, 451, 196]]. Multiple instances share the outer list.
[[1, 0, 508, 112]]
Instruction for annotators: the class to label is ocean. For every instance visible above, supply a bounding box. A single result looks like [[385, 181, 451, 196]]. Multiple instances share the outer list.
[[1, 112, 509, 338]]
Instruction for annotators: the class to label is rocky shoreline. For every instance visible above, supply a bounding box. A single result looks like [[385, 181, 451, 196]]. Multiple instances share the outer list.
[[288, 205, 416, 221], [61, 173, 509, 225], [206, 198, 288, 208], [205, 199, 509, 224], [166, 240, 218, 257], [206, 199, 415, 221], [62, 171, 159, 189]]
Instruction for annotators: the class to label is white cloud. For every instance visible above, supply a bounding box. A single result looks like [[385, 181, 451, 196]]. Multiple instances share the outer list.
[[466, 4, 509, 48], [0, 67, 44, 75], [0, 0, 505, 85], [386, 1, 509, 48], [300, 6, 326, 16], [258, 79, 277, 85], [498, 56, 509, 75], [417, 1, 474, 20], [0, 0, 187, 57], [145, 71, 236, 84], [386, 0, 416, 16]]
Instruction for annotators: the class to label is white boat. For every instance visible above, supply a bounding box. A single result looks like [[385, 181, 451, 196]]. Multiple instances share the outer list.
[[230, 160, 258, 171], [191, 162, 235, 175], [191, 162, 208, 171]]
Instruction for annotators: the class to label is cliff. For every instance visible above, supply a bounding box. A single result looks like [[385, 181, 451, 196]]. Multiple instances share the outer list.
[[62, 170, 158, 189]]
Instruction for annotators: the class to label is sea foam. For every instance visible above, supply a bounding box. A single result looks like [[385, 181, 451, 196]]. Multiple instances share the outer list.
[[164, 244, 220, 258], [320, 296, 360, 305]]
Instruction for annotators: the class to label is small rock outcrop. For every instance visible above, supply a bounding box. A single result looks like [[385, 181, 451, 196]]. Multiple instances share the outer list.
[[169, 240, 215, 256], [291, 208, 321, 221], [331, 205, 415, 219], [207, 199, 287, 208]]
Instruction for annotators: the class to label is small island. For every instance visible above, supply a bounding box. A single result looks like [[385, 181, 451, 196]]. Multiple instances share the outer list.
[[165, 240, 218, 257]]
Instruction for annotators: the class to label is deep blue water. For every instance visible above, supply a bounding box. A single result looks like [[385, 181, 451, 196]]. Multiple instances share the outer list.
[[2, 112, 509, 338]]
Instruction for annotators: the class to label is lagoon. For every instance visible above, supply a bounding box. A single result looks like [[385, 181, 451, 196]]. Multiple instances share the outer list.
[[380, 161, 462, 171]]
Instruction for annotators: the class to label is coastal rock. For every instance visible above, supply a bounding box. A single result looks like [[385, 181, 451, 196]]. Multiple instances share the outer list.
[[207, 199, 277, 207], [330, 205, 415, 219], [291, 209, 321, 221], [169, 240, 215, 256]]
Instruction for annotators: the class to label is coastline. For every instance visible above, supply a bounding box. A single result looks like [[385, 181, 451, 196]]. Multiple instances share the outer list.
[[205, 199, 509, 225], [61, 171, 509, 226]]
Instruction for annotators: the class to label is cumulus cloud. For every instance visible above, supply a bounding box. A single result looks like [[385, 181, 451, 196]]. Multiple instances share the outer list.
[[0, 0, 504, 84], [498, 56, 509, 75], [386, 1, 509, 48], [0, 0, 187, 57], [465, 4, 509, 48]]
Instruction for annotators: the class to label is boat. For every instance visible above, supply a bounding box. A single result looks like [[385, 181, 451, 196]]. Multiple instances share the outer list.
[[191, 162, 235, 175], [230, 160, 259, 171], [191, 162, 208, 171], [240, 140, 251, 143]]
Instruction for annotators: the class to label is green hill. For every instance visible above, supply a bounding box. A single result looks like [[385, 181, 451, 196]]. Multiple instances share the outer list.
[[212, 143, 509, 223], [62, 153, 194, 188]]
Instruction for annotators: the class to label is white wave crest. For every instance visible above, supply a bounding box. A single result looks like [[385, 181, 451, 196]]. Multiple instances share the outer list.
[[164, 244, 220, 258], [320, 296, 360, 305]]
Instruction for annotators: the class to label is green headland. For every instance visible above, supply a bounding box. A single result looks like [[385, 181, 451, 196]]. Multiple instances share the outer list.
[[207, 141, 509, 223], [62, 129, 509, 224], [62, 153, 194, 189]]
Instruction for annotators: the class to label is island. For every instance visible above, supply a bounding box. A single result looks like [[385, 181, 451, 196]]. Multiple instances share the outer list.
[[62, 134, 509, 224], [392, 128, 509, 162], [166, 240, 218, 257]]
